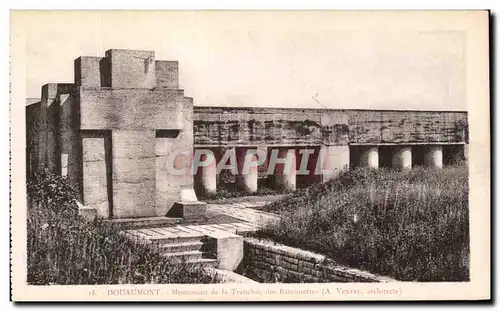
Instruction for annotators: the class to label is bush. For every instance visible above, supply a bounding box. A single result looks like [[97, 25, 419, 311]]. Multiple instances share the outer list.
[[256, 165, 470, 282], [27, 170, 219, 285]]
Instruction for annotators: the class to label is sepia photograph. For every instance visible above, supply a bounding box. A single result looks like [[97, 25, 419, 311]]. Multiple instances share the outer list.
[[10, 10, 490, 301]]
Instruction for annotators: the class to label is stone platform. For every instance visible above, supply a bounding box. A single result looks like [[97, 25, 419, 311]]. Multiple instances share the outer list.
[[121, 222, 260, 270], [119, 201, 280, 275]]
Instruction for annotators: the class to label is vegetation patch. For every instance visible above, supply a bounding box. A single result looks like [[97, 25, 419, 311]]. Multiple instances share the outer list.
[[254, 165, 469, 282], [27, 170, 220, 285]]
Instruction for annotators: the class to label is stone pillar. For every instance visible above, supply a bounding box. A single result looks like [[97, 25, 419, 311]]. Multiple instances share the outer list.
[[236, 147, 258, 193], [317, 146, 350, 182], [198, 152, 217, 195], [112, 130, 156, 219], [392, 146, 412, 170], [424, 145, 443, 168], [82, 132, 110, 219], [360, 146, 379, 169], [271, 148, 296, 191]]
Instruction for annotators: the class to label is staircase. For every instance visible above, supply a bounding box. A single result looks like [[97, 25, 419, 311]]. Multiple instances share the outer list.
[[121, 222, 261, 269], [121, 229, 217, 267]]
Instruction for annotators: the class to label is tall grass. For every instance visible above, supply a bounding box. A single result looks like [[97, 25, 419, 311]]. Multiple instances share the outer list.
[[256, 164, 469, 282], [27, 170, 219, 285]]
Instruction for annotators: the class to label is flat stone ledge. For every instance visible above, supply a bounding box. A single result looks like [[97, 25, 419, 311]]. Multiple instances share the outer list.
[[167, 201, 207, 222]]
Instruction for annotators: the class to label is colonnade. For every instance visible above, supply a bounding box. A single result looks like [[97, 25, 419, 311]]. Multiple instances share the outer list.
[[195, 146, 348, 195], [195, 144, 461, 195], [357, 145, 445, 170]]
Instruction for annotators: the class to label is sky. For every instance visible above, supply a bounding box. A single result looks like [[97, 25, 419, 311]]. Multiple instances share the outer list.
[[15, 11, 466, 111]]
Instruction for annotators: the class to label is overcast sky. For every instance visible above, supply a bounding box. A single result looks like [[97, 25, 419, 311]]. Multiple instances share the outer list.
[[17, 11, 466, 111]]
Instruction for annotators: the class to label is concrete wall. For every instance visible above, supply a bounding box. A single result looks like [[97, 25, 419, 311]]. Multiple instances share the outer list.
[[26, 101, 41, 178], [26, 83, 75, 175], [347, 110, 468, 144], [194, 107, 468, 146], [79, 88, 194, 218], [79, 89, 189, 130], [40, 84, 58, 172], [28, 88, 84, 204], [243, 238, 395, 283], [193, 107, 349, 147], [58, 93, 82, 193]]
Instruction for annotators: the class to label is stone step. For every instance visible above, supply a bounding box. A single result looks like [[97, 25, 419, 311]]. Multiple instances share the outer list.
[[106, 216, 183, 229], [158, 241, 204, 253], [162, 250, 203, 262], [149, 234, 206, 245]]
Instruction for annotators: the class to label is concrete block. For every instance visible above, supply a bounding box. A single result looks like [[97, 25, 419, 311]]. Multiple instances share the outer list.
[[113, 180, 156, 218], [106, 49, 156, 89], [156, 61, 179, 89], [42, 83, 58, 100], [155, 132, 194, 215], [80, 90, 188, 130], [113, 157, 155, 183], [110, 130, 157, 218], [166, 201, 207, 222], [82, 161, 108, 204], [181, 189, 198, 202], [155, 189, 181, 216], [205, 233, 244, 271], [112, 130, 155, 159], [74, 56, 102, 87]]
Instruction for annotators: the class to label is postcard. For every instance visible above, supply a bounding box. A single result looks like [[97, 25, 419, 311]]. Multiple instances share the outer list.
[[10, 10, 490, 301]]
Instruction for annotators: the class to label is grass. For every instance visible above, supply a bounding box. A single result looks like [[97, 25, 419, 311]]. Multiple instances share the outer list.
[[254, 164, 470, 282], [27, 170, 220, 285]]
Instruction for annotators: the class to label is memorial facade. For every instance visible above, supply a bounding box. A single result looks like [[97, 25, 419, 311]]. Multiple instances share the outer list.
[[26, 49, 469, 219]]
